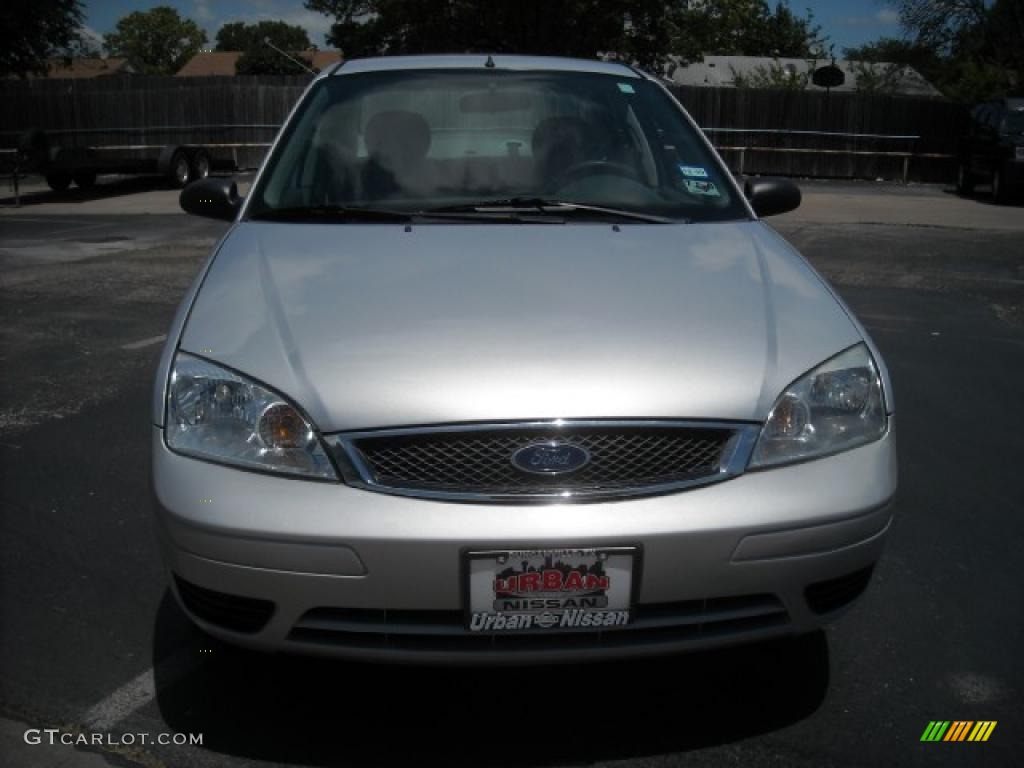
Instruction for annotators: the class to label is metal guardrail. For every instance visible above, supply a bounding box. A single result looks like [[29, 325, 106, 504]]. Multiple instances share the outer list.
[[702, 127, 954, 182], [0, 124, 281, 138]]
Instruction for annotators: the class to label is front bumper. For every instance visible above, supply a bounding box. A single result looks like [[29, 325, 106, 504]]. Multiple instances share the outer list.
[[152, 425, 897, 664]]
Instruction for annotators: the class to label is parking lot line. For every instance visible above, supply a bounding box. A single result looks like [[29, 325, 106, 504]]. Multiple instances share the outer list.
[[121, 335, 167, 350], [81, 650, 200, 731]]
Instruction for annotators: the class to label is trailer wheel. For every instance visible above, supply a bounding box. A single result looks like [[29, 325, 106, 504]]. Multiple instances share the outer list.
[[46, 173, 72, 192], [190, 150, 211, 181], [19, 130, 50, 168], [955, 160, 975, 195], [168, 149, 191, 189], [73, 172, 97, 189]]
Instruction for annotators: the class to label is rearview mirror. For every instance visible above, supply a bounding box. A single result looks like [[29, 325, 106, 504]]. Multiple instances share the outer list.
[[744, 177, 801, 217], [459, 90, 533, 113], [180, 178, 243, 221]]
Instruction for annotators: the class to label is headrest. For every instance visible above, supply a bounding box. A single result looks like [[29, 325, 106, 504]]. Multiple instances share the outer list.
[[364, 110, 431, 167], [531, 116, 591, 158]]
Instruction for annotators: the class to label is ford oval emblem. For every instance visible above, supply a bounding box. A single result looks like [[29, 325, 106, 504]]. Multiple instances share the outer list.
[[511, 442, 590, 475]]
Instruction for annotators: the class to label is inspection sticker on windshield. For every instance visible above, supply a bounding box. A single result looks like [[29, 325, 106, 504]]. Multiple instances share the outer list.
[[684, 178, 720, 197], [678, 165, 709, 178], [617, 82, 636, 94], [465, 547, 635, 633]]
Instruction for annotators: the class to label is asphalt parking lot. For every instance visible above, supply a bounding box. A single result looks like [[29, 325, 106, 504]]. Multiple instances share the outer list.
[[1, 175, 1022, 768]]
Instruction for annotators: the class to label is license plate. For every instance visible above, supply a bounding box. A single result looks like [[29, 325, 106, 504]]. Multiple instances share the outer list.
[[465, 547, 636, 633]]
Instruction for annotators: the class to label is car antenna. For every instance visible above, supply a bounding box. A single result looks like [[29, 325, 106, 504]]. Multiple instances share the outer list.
[[264, 37, 316, 75], [484, 54, 495, 68]]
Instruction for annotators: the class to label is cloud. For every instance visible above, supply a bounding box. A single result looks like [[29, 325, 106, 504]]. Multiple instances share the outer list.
[[79, 24, 104, 48], [194, 0, 215, 23], [274, 9, 335, 47], [841, 7, 901, 27], [209, 4, 336, 48]]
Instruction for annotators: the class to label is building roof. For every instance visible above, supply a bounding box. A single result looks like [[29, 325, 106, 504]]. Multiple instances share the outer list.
[[28, 57, 134, 79], [667, 55, 942, 97], [175, 50, 343, 76], [335, 54, 641, 77]]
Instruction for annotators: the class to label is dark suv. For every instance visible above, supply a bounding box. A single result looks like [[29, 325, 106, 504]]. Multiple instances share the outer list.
[[957, 98, 1024, 203]]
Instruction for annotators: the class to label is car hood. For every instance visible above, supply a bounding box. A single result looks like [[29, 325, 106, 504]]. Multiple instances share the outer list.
[[179, 221, 861, 432]]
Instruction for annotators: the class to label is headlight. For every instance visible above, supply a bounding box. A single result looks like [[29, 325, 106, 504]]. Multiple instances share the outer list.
[[750, 343, 887, 468], [166, 353, 337, 480]]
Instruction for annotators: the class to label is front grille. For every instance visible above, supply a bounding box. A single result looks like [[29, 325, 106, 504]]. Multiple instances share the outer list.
[[174, 575, 275, 633], [288, 594, 789, 653], [335, 421, 751, 501]]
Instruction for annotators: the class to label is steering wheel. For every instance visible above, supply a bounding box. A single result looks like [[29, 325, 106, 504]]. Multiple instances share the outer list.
[[553, 159, 642, 188]]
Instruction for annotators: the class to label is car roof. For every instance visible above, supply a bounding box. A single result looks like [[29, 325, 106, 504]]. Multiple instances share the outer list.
[[332, 54, 643, 79]]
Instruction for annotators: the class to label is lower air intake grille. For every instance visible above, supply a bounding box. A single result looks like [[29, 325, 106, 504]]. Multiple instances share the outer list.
[[174, 575, 275, 633], [288, 594, 789, 653], [805, 566, 875, 615]]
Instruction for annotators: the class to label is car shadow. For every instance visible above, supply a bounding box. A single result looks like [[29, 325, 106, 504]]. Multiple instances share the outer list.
[[153, 592, 830, 766], [940, 186, 1024, 207], [0, 174, 176, 206]]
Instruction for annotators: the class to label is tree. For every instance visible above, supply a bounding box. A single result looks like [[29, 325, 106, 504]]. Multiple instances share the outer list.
[[304, 0, 688, 71], [216, 20, 312, 52], [892, 0, 988, 53], [103, 6, 207, 75], [670, 0, 826, 64], [731, 58, 817, 90], [0, 0, 84, 78], [304, 0, 826, 73], [846, 61, 905, 94], [875, 0, 1024, 99], [843, 36, 948, 92], [216, 20, 315, 75]]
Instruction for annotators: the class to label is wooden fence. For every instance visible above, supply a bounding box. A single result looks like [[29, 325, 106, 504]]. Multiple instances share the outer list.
[[670, 86, 967, 182], [0, 75, 967, 182]]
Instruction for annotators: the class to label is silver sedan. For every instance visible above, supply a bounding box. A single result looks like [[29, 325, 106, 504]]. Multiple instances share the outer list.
[[154, 54, 897, 663]]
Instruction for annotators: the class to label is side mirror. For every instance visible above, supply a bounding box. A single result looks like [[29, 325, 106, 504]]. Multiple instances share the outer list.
[[744, 177, 801, 217], [180, 177, 243, 221]]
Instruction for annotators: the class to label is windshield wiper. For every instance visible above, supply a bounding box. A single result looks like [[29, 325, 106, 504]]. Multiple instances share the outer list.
[[422, 197, 678, 224], [249, 205, 413, 223], [248, 204, 555, 224]]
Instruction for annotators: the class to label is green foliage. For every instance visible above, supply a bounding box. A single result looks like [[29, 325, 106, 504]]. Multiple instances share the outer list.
[[854, 0, 1023, 100], [0, 0, 84, 78], [103, 5, 207, 75], [216, 20, 315, 75], [672, 0, 826, 63], [304, 0, 826, 74], [846, 61, 904, 94], [216, 20, 312, 53], [236, 48, 315, 76], [731, 58, 817, 90]]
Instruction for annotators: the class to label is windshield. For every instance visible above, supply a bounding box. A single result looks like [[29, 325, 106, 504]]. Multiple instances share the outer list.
[[247, 69, 747, 223]]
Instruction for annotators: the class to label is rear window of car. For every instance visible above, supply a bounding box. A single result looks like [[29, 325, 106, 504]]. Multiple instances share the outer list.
[[248, 69, 747, 223]]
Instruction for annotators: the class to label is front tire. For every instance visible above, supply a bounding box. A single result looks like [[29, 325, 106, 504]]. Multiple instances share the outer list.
[[168, 149, 191, 189], [73, 172, 97, 189], [189, 149, 211, 182], [46, 173, 72, 192], [992, 165, 1011, 204]]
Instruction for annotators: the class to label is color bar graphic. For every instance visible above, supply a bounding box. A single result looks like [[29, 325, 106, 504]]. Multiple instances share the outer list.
[[968, 722, 997, 742], [921, 721, 950, 741], [921, 720, 996, 742]]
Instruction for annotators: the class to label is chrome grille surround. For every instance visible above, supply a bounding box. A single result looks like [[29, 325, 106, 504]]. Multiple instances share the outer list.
[[330, 420, 760, 503]]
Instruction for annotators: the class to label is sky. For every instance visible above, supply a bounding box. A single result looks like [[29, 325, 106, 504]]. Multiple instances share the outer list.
[[79, 0, 907, 55]]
